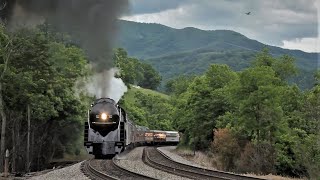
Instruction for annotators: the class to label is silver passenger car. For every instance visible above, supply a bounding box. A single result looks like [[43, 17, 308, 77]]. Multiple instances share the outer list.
[[165, 131, 180, 145]]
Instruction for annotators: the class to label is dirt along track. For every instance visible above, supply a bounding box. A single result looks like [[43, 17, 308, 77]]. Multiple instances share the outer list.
[[142, 147, 265, 180], [82, 158, 155, 180]]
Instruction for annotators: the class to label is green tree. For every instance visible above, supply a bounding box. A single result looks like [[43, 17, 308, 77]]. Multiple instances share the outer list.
[[0, 26, 90, 172], [235, 67, 283, 142], [114, 48, 161, 90], [133, 92, 173, 129], [165, 75, 196, 95], [253, 48, 297, 81], [0, 24, 12, 172], [138, 63, 162, 90], [179, 64, 238, 149], [114, 48, 143, 85], [170, 48, 319, 177]]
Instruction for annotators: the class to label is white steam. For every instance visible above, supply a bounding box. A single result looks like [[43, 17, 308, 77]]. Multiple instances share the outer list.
[[77, 68, 128, 103]]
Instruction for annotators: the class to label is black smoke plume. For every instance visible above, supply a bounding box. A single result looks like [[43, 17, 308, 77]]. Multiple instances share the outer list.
[[1, 0, 128, 72]]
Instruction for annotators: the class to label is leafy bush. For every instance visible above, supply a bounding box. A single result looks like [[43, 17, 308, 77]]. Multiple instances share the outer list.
[[236, 142, 276, 174], [211, 128, 240, 171]]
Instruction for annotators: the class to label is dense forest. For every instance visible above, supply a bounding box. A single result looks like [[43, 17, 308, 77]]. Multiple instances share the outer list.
[[0, 25, 90, 173], [0, 22, 319, 179], [117, 47, 320, 178], [164, 50, 320, 178], [0, 25, 161, 173]]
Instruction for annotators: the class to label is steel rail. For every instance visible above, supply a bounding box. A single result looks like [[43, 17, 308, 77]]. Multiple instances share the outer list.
[[82, 159, 117, 180], [143, 147, 265, 180]]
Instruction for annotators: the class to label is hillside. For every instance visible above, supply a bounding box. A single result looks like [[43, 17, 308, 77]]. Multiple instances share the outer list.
[[123, 85, 169, 104], [144, 48, 314, 89], [120, 85, 172, 130], [117, 20, 319, 89]]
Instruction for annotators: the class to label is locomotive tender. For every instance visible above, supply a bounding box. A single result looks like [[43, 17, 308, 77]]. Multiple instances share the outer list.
[[84, 98, 179, 158]]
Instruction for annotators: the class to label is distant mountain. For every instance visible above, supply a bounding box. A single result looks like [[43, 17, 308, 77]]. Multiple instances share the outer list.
[[117, 20, 319, 89]]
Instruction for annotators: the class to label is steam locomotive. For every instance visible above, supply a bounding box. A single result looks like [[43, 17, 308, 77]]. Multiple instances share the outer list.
[[83, 98, 179, 158]]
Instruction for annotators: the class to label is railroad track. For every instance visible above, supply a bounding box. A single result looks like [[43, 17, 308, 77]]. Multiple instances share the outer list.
[[82, 159, 116, 180], [82, 158, 155, 180], [142, 147, 264, 180]]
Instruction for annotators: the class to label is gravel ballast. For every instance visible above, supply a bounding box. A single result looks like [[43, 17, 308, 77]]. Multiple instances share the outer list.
[[29, 162, 89, 180], [157, 146, 215, 170], [28, 146, 205, 180], [115, 147, 191, 180]]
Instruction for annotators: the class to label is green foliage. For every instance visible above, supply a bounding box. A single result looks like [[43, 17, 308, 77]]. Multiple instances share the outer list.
[[146, 49, 256, 90], [165, 75, 196, 95], [172, 64, 238, 149], [138, 63, 162, 90], [0, 26, 90, 171], [114, 48, 143, 85], [295, 134, 320, 179], [114, 48, 161, 90], [1, 20, 319, 178], [120, 86, 173, 130], [253, 48, 298, 81], [235, 67, 284, 142], [169, 49, 320, 178], [303, 84, 320, 134]]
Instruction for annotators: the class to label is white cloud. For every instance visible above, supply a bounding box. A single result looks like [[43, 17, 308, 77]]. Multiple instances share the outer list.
[[269, 8, 317, 24], [282, 37, 319, 52], [122, 4, 194, 29]]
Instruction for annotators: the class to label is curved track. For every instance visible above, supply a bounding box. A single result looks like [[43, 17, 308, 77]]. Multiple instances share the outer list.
[[143, 147, 264, 180], [82, 158, 155, 180], [82, 159, 117, 180]]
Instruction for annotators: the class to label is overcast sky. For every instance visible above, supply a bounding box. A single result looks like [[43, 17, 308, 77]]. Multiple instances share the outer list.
[[122, 0, 319, 53]]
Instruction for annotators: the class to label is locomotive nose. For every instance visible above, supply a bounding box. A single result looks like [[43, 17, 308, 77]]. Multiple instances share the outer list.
[[101, 113, 108, 120], [89, 98, 120, 136], [96, 112, 112, 121]]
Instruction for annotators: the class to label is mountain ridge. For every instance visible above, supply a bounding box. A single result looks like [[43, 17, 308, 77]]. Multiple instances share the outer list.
[[117, 20, 318, 58], [116, 20, 318, 89]]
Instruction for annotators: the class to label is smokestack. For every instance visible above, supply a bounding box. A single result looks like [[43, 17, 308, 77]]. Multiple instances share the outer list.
[[1, 0, 129, 99]]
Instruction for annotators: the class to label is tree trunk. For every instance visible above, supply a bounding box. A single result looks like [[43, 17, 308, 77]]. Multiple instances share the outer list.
[[0, 83, 7, 172], [37, 144, 42, 171], [26, 104, 31, 172], [0, 35, 11, 173], [256, 104, 261, 142], [11, 116, 16, 173], [30, 127, 34, 171], [16, 121, 20, 171]]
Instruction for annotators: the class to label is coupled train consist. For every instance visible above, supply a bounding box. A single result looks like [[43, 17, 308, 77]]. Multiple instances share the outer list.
[[84, 98, 180, 158]]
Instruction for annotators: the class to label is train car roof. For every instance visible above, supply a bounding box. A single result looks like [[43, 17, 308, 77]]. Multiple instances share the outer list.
[[164, 131, 179, 133], [152, 130, 166, 133]]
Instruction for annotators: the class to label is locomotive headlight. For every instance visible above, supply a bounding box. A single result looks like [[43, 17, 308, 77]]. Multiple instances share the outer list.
[[101, 113, 108, 120]]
